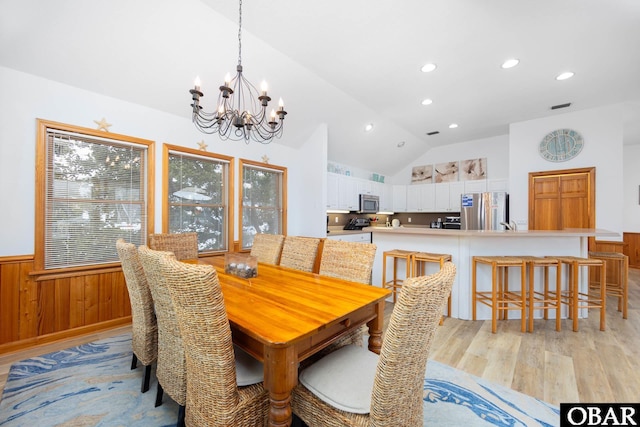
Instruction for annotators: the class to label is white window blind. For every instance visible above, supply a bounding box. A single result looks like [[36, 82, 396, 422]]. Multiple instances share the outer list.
[[241, 163, 285, 248], [167, 149, 230, 252], [44, 129, 148, 269]]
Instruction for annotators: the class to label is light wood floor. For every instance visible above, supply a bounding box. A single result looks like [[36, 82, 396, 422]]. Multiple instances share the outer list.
[[1, 268, 638, 406]]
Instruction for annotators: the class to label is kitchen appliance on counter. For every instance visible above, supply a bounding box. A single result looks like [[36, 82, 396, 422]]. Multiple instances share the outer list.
[[358, 194, 379, 214], [460, 192, 509, 230], [344, 217, 370, 230], [443, 216, 461, 229]]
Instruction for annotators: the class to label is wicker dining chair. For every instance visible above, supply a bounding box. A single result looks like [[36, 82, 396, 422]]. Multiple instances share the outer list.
[[158, 254, 269, 427], [138, 246, 187, 426], [249, 233, 285, 265], [148, 232, 198, 261], [279, 236, 321, 272], [292, 262, 457, 427], [115, 239, 158, 394], [317, 239, 378, 351]]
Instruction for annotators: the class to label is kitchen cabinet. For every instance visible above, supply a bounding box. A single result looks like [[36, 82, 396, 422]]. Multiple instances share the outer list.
[[435, 182, 464, 212], [464, 179, 487, 194], [327, 232, 372, 243], [487, 178, 509, 192], [406, 183, 434, 212], [377, 183, 394, 212], [339, 176, 358, 210], [392, 185, 407, 212], [326, 173, 340, 209]]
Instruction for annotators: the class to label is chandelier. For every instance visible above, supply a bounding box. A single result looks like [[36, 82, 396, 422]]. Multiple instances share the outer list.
[[189, 0, 287, 144]]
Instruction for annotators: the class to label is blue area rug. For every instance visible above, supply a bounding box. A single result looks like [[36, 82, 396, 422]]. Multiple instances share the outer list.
[[0, 334, 559, 426]]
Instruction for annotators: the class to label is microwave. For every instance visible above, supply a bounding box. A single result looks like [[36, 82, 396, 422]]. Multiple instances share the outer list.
[[359, 194, 379, 213]]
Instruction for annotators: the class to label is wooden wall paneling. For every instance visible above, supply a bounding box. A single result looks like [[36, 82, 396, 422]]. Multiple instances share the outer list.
[[20, 261, 38, 340], [69, 276, 86, 329], [623, 233, 640, 268], [98, 273, 113, 323], [83, 275, 100, 326], [54, 278, 71, 333], [38, 279, 56, 336], [111, 271, 130, 319], [0, 263, 19, 344]]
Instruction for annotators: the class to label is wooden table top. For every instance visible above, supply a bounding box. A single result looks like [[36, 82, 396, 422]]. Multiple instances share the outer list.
[[196, 257, 390, 347]]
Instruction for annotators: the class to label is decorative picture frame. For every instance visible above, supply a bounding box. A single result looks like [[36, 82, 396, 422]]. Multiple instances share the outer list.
[[411, 165, 433, 183], [460, 158, 487, 181], [434, 161, 459, 183]]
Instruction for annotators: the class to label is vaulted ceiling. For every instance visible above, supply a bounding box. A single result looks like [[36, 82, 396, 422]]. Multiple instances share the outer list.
[[1, 0, 639, 176]]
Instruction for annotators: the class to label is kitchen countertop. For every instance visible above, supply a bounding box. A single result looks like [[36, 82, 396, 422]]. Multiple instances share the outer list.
[[326, 226, 373, 236], [370, 226, 619, 238]]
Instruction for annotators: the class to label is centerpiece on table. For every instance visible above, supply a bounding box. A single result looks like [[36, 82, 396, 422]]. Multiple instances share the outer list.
[[224, 253, 258, 278]]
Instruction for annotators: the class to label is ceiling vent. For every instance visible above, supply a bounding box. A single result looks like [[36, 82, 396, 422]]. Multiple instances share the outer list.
[[426, 131, 440, 136], [551, 102, 572, 110]]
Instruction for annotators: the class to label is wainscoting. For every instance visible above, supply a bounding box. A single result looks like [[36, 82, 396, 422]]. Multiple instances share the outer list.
[[623, 232, 640, 268], [0, 255, 131, 355]]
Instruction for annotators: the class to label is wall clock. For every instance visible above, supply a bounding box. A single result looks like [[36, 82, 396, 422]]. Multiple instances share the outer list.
[[539, 129, 584, 162]]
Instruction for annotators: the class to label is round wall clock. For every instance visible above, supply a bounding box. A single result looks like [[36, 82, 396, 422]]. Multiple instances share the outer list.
[[539, 129, 584, 162]]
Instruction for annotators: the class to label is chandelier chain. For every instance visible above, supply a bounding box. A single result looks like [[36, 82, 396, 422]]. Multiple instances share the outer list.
[[237, 0, 243, 66]]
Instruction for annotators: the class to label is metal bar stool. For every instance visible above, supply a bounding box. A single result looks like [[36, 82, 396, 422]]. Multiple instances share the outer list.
[[382, 249, 415, 303], [412, 252, 453, 321], [472, 256, 527, 333], [588, 251, 628, 319], [554, 256, 606, 332], [520, 256, 562, 332]]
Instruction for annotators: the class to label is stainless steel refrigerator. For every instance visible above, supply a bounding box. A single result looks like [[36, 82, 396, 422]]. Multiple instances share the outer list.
[[460, 192, 509, 230]]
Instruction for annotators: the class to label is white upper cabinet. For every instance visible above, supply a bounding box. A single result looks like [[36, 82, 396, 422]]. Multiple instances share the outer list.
[[464, 179, 487, 194], [487, 179, 509, 192], [327, 173, 340, 209], [435, 181, 464, 212], [392, 185, 407, 212], [407, 184, 435, 212]]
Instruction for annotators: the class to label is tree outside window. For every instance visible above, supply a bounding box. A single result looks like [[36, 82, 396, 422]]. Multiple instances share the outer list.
[[164, 145, 233, 253], [239, 159, 287, 249]]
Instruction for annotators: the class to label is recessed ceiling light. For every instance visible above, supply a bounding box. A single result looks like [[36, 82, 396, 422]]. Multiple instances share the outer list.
[[364, 123, 374, 132], [421, 98, 433, 106], [556, 72, 575, 81], [501, 58, 520, 69], [397, 141, 405, 148], [421, 63, 437, 73], [449, 123, 458, 129]]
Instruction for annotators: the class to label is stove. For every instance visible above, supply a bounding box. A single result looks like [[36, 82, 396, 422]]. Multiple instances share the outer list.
[[442, 216, 461, 229]]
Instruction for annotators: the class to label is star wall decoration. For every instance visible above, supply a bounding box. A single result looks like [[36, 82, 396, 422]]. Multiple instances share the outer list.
[[261, 155, 270, 164], [197, 140, 208, 151], [94, 118, 112, 132]]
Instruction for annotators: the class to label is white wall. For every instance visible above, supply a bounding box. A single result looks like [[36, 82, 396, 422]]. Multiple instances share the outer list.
[[509, 105, 624, 237], [390, 134, 509, 185], [623, 144, 640, 232], [0, 66, 325, 256]]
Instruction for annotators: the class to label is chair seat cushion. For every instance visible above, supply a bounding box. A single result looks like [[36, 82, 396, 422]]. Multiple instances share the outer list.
[[299, 344, 378, 414], [234, 345, 264, 386]]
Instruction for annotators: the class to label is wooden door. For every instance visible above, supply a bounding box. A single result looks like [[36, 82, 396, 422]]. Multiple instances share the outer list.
[[529, 167, 595, 247]]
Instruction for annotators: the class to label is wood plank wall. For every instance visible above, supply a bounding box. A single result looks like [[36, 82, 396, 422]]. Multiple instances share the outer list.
[[623, 232, 640, 268], [0, 255, 131, 355]]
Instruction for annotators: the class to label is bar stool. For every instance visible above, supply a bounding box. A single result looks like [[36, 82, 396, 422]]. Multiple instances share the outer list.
[[382, 249, 415, 303], [472, 256, 527, 333], [588, 251, 628, 319], [554, 256, 606, 332], [520, 256, 562, 332], [412, 252, 453, 321]]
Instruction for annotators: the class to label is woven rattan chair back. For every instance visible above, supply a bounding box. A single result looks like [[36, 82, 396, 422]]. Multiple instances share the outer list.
[[319, 239, 377, 284], [249, 233, 284, 265], [148, 232, 198, 261], [115, 239, 158, 376], [158, 254, 269, 426], [138, 245, 187, 406], [279, 236, 321, 272], [292, 262, 457, 427]]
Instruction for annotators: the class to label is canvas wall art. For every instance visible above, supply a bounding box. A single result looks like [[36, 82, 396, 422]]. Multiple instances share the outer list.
[[411, 165, 433, 183], [460, 158, 487, 181], [434, 161, 459, 183]]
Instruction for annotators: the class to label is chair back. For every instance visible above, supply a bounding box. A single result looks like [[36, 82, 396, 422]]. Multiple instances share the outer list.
[[148, 232, 198, 261], [250, 234, 284, 265], [158, 255, 268, 426], [370, 262, 456, 425], [319, 239, 377, 284], [279, 236, 321, 272], [138, 245, 186, 406], [115, 239, 157, 366]]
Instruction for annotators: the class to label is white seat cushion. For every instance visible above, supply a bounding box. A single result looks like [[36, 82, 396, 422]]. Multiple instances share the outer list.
[[299, 344, 379, 414], [234, 345, 264, 386]]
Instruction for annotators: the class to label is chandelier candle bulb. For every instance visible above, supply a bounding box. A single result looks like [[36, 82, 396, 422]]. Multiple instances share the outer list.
[[261, 80, 268, 96], [194, 76, 201, 91]]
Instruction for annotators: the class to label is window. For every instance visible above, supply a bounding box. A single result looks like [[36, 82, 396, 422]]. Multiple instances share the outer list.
[[239, 159, 287, 249], [35, 119, 154, 272], [164, 144, 233, 253]]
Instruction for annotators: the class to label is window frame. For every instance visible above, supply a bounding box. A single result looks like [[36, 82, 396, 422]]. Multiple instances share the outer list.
[[34, 119, 155, 276], [162, 144, 234, 255], [238, 159, 287, 250]]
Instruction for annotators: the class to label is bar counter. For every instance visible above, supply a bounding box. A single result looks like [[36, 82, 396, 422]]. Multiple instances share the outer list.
[[368, 226, 619, 321]]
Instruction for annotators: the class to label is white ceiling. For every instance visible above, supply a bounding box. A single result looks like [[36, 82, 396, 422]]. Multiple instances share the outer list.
[[1, 0, 639, 176]]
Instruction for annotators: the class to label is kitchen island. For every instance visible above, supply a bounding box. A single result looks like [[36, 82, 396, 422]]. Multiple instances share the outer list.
[[369, 227, 619, 320]]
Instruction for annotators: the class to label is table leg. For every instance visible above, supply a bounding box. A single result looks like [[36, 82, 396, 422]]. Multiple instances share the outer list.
[[264, 345, 298, 427], [367, 300, 385, 354]]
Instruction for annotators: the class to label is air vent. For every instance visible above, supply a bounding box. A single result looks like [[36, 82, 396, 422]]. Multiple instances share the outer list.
[[551, 102, 572, 110], [426, 131, 440, 136]]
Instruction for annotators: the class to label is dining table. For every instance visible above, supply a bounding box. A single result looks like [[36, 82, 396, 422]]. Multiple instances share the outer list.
[[195, 256, 391, 427]]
